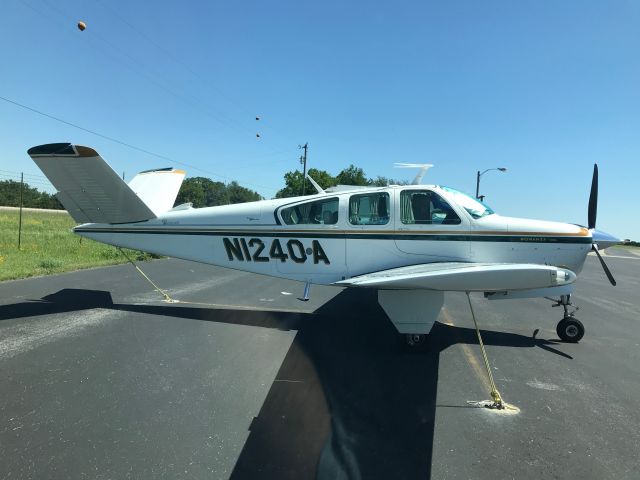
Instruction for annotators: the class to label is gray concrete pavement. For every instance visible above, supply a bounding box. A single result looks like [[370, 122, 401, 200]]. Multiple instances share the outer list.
[[1, 255, 639, 479]]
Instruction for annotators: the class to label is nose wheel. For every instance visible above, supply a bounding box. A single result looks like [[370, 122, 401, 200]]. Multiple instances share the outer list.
[[548, 294, 585, 343], [556, 317, 585, 343]]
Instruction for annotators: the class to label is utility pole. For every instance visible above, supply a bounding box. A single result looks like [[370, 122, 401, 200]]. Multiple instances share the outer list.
[[18, 172, 24, 249], [299, 143, 308, 196]]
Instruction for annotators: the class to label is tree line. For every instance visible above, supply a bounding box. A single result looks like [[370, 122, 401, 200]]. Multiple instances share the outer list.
[[0, 180, 63, 209], [0, 177, 261, 210], [275, 164, 407, 198], [174, 177, 261, 207], [0, 164, 405, 210]]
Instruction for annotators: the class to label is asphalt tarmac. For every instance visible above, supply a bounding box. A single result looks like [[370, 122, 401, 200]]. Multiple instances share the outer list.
[[1, 248, 639, 479]]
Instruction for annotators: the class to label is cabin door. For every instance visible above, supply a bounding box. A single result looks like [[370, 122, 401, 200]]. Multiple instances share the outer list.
[[393, 188, 471, 261]]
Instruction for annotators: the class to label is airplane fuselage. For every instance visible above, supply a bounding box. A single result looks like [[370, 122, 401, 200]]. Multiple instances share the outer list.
[[75, 185, 592, 286]]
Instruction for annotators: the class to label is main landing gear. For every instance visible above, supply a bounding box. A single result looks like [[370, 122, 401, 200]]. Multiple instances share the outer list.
[[405, 333, 427, 348], [550, 294, 585, 343]]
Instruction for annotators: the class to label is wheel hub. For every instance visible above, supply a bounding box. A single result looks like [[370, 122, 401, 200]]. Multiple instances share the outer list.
[[406, 334, 425, 346], [565, 325, 579, 337]]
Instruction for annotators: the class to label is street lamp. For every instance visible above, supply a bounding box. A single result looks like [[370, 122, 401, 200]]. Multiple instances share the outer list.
[[476, 167, 507, 201]]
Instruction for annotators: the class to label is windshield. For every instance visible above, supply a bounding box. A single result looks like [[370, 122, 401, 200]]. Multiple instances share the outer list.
[[439, 186, 495, 219]]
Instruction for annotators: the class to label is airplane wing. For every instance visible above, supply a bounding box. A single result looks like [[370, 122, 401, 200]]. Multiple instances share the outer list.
[[335, 262, 576, 292]]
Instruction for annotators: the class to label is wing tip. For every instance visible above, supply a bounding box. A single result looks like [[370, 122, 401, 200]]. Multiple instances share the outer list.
[[28, 143, 98, 158]]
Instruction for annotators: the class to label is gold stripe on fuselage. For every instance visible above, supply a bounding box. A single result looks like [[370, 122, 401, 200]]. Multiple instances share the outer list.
[[77, 226, 590, 237]]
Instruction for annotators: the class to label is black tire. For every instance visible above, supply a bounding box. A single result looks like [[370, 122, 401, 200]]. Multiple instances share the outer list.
[[405, 333, 427, 348], [556, 317, 585, 343]]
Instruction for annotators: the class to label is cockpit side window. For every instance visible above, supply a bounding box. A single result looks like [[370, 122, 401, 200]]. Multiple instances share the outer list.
[[281, 197, 339, 225], [400, 190, 461, 225], [349, 192, 390, 225]]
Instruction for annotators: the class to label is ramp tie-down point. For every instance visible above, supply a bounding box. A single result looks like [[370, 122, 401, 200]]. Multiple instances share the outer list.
[[465, 291, 504, 410]]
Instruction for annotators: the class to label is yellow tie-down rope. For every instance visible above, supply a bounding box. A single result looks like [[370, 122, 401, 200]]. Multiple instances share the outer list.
[[119, 249, 304, 312], [464, 292, 519, 413], [118, 249, 176, 303], [120, 249, 513, 413], [466, 291, 503, 409]]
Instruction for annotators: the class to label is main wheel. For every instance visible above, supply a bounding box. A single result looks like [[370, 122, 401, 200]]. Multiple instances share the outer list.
[[556, 317, 585, 343], [405, 333, 426, 347]]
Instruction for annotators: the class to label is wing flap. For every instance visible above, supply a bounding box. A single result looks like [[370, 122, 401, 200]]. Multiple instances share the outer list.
[[336, 262, 576, 291]]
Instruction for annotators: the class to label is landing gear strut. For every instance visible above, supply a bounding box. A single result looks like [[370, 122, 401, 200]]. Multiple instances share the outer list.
[[549, 294, 585, 343]]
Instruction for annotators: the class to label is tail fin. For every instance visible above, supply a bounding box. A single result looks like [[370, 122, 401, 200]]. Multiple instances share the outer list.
[[127, 168, 185, 216], [28, 143, 162, 224]]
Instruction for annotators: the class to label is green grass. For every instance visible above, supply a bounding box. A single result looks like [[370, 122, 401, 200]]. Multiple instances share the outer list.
[[0, 209, 157, 281]]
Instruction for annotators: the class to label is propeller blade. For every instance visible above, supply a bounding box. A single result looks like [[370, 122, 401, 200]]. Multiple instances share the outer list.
[[592, 245, 616, 286], [588, 164, 598, 230]]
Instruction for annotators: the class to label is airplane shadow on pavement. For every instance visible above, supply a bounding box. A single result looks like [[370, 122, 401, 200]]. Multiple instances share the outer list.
[[0, 288, 572, 480]]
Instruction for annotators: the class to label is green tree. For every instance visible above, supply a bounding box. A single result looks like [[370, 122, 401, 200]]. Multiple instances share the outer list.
[[174, 177, 209, 208], [336, 165, 369, 186], [175, 177, 261, 207], [204, 180, 231, 206], [275, 168, 336, 198], [0, 180, 62, 209], [227, 181, 262, 204], [370, 176, 410, 187], [274, 165, 412, 199]]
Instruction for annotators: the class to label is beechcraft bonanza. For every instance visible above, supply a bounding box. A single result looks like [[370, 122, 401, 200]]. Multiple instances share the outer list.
[[29, 143, 619, 348]]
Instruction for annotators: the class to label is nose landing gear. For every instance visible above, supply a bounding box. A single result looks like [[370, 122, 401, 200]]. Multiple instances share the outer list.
[[549, 294, 585, 343], [557, 317, 585, 343]]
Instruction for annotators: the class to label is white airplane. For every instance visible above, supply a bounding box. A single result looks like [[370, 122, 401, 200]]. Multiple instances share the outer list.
[[28, 143, 618, 348]]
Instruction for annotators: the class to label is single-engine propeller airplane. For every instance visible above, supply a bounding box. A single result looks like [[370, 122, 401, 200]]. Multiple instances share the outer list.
[[29, 143, 618, 348]]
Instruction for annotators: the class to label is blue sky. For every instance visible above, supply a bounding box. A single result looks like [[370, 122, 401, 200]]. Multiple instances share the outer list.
[[1, 0, 638, 239]]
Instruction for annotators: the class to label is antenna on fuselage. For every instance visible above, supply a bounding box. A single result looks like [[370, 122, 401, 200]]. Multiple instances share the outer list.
[[394, 163, 434, 185], [306, 173, 326, 194]]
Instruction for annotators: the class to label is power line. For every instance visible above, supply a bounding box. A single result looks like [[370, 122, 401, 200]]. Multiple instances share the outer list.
[[0, 169, 47, 180], [31, 0, 259, 142], [0, 173, 53, 187], [91, 0, 293, 143], [10, 0, 289, 195], [0, 94, 279, 193], [30, 0, 290, 154]]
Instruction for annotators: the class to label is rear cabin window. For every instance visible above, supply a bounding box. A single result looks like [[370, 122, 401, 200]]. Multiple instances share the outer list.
[[400, 190, 461, 225], [281, 198, 339, 225], [349, 192, 390, 225]]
